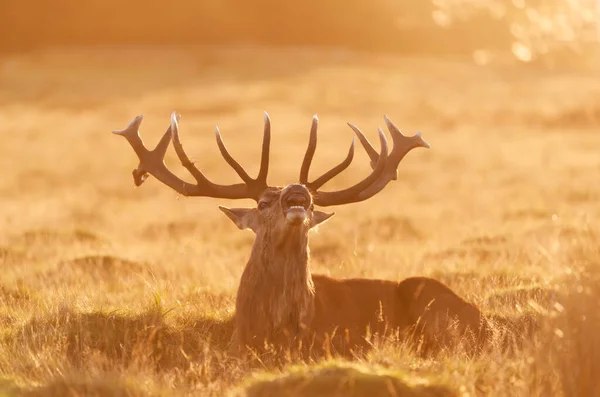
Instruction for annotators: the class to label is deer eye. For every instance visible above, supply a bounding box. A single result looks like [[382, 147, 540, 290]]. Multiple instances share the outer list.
[[258, 201, 270, 210]]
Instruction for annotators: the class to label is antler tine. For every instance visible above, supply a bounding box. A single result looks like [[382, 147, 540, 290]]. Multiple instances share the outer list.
[[112, 114, 150, 186], [347, 122, 379, 170], [299, 115, 356, 190], [214, 112, 270, 191], [308, 137, 355, 190], [112, 114, 147, 158], [312, 129, 389, 207], [299, 115, 318, 185], [215, 126, 254, 185], [256, 112, 271, 186], [171, 112, 212, 186], [114, 112, 267, 200]]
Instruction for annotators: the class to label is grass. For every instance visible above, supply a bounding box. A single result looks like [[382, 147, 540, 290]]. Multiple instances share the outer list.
[[0, 46, 599, 396], [234, 361, 457, 397]]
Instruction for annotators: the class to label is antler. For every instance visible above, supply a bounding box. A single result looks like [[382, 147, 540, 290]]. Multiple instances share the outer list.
[[112, 112, 270, 201], [299, 115, 356, 190], [300, 115, 429, 207]]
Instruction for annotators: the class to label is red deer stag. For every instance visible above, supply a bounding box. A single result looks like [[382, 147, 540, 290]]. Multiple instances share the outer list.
[[113, 112, 489, 359]]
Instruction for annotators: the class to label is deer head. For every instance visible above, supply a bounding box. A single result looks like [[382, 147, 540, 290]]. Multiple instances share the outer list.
[[218, 184, 334, 245]]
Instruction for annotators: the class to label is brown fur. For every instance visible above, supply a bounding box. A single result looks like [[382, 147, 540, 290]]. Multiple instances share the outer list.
[[312, 275, 488, 357], [223, 185, 489, 360]]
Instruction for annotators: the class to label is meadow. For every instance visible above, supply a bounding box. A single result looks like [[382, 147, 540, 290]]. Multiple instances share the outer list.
[[0, 46, 599, 396]]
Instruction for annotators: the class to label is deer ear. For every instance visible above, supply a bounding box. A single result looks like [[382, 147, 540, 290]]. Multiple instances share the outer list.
[[219, 206, 258, 232], [311, 211, 334, 228]]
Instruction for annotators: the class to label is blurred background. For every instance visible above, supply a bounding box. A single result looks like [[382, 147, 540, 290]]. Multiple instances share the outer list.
[[0, 0, 598, 284], [0, 0, 598, 244], [1, 0, 599, 68]]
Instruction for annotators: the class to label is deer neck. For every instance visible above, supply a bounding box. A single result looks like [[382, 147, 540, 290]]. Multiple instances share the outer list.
[[252, 226, 314, 292], [238, 226, 315, 331]]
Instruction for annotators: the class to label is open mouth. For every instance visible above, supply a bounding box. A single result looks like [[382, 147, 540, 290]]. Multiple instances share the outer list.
[[282, 192, 310, 223]]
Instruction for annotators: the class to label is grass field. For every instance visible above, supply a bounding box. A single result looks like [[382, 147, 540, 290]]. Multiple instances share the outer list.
[[0, 46, 599, 396]]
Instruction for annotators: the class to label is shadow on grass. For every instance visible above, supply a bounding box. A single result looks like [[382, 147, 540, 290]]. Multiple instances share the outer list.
[[0, 246, 26, 266], [9, 305, 235, 372], [428, 269, 537, 290], [57, 255, 151, 278], [486, 312, 542, 355], [485, 285, 558, 311], [0, 284, 32, 305], [237, 363, 457, 397], [11, 376, 151, 397], [358, 215, 424, 241], [13, 228, 105, 245]]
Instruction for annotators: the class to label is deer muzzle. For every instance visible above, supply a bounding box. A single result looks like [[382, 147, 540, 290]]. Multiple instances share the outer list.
[[281, 185, 312, 224]]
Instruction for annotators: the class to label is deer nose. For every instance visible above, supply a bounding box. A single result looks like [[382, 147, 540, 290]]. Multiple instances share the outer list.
[[281, 184, 312, 208], [282, 184, 310, 196]]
